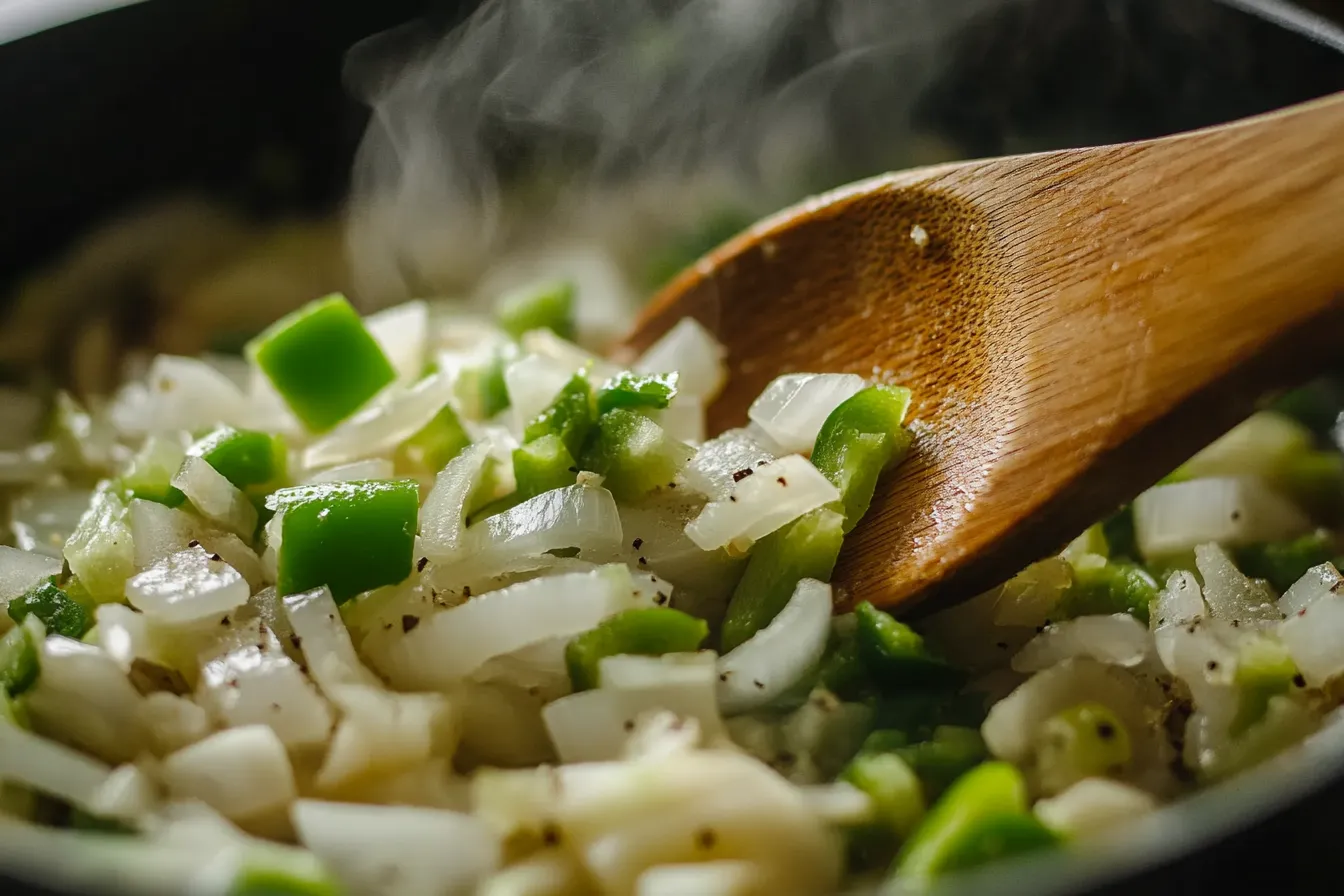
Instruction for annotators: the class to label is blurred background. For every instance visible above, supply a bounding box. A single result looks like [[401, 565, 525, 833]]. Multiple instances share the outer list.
[[1, 0, 1343, 399]]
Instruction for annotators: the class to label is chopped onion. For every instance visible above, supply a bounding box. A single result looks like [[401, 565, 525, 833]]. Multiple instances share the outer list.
[[282, 586, 381, 691], [113, 355, 249, 436], [304, 373, 456, 470], [303, 458, 396, 485], [125, 545, 249, 624], [418, 443, 492, 560], [87, 763, 158, 825], [478, 852, 586, 896], [685, 455, 839, 552], [797, 782, 874, 827], [1133, 477, 1310, 559], [160, 726, 296, 822], [197, 637, 333, 748], [24, 632, 147, 764], [1195, 542, 1279, 624], [747, 374, 866, 455], [128, 499, 201, 569], [1279, 562, 1343, 616], [717, 579, 832, 714], [292, 800, 500, 896], [652, 394, 706, 445], [240, 364, 305, 437], [453, 484, 624, 574], [1155, 620, 1240, 720], [0, 720, 112, 811], [504, 353, 575, 434], [519, 328, 620, 382], [1011, 614, 1152, 673], [1279, 593, 1344, 686], [365, 300, 429, 385], [0, 545, 63, 604], [381, 565, 648, 690], [993, 558, 1073, 627], [471, 635, 572, 699], [636, 861, 768, 896], [172, 456, 257, 538], [1033, 778, 1157, 837], [1152, 571, 1206, 631], [315, 685, 456, 793], [635, 317, 727, 402], [137, 692, 211, 756], [681, 429, 777, 501], [1180, 411, 1313, 482], [624, 709, 710, 761], [454, 680, 555, 768], [95, 603, 151, 670], [600, 651, 718, 690]]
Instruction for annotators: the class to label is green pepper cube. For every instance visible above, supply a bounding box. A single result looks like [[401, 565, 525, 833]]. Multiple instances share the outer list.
[[229, 849, 343, 896], [0, 622, 40, 696], [121, 433, 187, 507], [1235, 531, 1337, 593], [579, 409, 694, 501], [565, 608, 708, 691], [496, 280, 576, 341], [269, 480, 419, 603], [248, 294, 396, 433], [396, 404, 472, 476], [811, 386, 913, 532], [188, 426, 288, 495], [1057, 561, 1156, 624], [892, 761, 1033, 881], [596, 371, 680, 415], [9, 581, 90, 640], [843, 751, 926, 839], [936, 811, 1061, 874], [478, 351, 513, 419], [525, 373, 596, 459], [1232, 636, 1299, 735], [894, 726, 989, 802], [854, 601, 964, 689], [818, 635, 869, 701], [1035, 702, 1132, 795], [720, 507, 845, 652], [513, 435, 578, 501]]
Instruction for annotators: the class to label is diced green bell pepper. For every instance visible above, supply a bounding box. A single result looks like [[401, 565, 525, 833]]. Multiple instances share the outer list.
[[248, 294, 396, 433], [892, 726, 989, 802], [720, 507, 845, 652], [1101, 505, 1139, 563], [565, 608, 708, 691], [120, 433, 187, 507], [0, 622, 40, 696], [395, 404, 471, 475], [1270, 379, 1344, 436], [513, 434, 578, 501], [496, 280, 576, 341], [1035, 702, 1131, 795], [1231, 636, 1299, 735], [596, 371, 679, 415], [842, 751, 926, 839], [579, 409, 693, 501], [1234, 531, 1337, 593], [9, 581, 90, 639], [187, 426, 287, 496], [818, 635, 869, 701], [1277, 450, 1344, 523], [524, 373, 597, 458], [1056, 560, 1156, 624], [868, 692, 987, 744], [855, 601, 964, 689], [810, 386, 913, 532], [935, 811, 1060, 874], [228, 848, 343, 896], [268, 480, 419, 603], [69, 809, 135, 834]]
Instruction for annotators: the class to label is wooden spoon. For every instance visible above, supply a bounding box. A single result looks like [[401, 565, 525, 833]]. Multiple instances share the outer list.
[[620, 91, 1344, 614]]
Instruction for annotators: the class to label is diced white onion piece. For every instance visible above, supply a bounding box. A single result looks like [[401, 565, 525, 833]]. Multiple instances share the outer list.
[[685, 455, 839, 552], [798, 782, 874, 827], [96, 603, 151, 670], [478, 852, 585, 896], [1011, 614, 1152, 673], [992, 558, 1074, 628], [9, 485, 91, 557], [636, 861, 769, 896], [717, 578, 832, 714], [519, 328, 621, 382], [624, 709, 708, 761], [0, 545, 63, 604], [161, 726, 296, 821], [172, 456, 257, 538], [292, 800, 500, 896], [1034, 778, 1157, 837], [747, 374, 866, 455], [197, 641, 333, 748], [24, 632, 147, 764], [241, 365, 304, 437], [137, 692, 211, 756], [315, 685, 456, 793], [455, 485, 624, 574], [365, 300, 429, 384], [282, 586, 381, 692], [114, 355, 249, 435], [653, 394, 706, 445], [681, 429, 777, 501], [303, 373, 455, 469], [1195, 542, 1279, 624], [303, 458, 396, 485], [1153, 571, 1206, 631], [382, 565, 648, 690], [0, 720, 112, 811], [1180, 411, 1313, 482], [635, 318, 727, 402], [87, 763, 158, 826], [1133, 477, 1310, 559], [1154, 621, 1240, 720], [418, 443, 492, 559], [504, 353, 575, 434], [125, 545, 249, 624], [1279, 562, 1343, 616], [1279, 594, 1344, 686], [127, 500, 201, 570], [472, 635, 572, 699], [599, 651, 718, 691]]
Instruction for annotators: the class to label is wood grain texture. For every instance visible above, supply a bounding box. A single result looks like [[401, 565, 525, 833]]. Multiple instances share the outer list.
[[622, 91, 1344, 613]]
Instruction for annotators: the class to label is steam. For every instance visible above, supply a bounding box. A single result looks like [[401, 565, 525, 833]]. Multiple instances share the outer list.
[[342, 0, 1004, 310]]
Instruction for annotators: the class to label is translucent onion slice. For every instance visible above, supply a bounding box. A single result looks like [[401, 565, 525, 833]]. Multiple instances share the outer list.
[[315, 685, 457, 793], [302, 373, 456, 469], [418, 443, 492, 560], [716, 578, 832, 714], [1152, 571, 1206, 631], [681, 429, 777, 501], [365, 300, 429, 385], [86, 763, 158, 825], [23, 631, 147, 764], [520, 328, 621, 382], [0, 720, 112, 812], [125, 545, 249, 624], [282, 586, 381, 692], [1133, 476, 1310, 559], [172, 456, 257, 538], [111, 355, 248, 436], [1279, 562, 1344, 616], [504, 353, 575, 435], [160, 725, 296, 821], [127, 500, 201, 570], [747, 373, 866, 456], [652, 395, 706, 446], [635, 861, 768, 896], [1033, 778, 1157, 837], [1011, 614, 1152, 673], [0, 545, 63, 604], [292, 800, 500, 896], [635, 318, 727, 402], [455, 484, 624, 575], [1194, 542, 1279, 625], [685, 455, 839, 552], [1279, 593, 1344, 686], [381, 565, 648, 690], [197, 637, 334, 749], [302, 458, 396, 485]]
